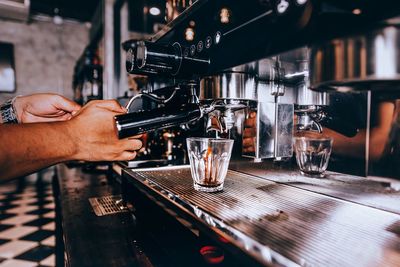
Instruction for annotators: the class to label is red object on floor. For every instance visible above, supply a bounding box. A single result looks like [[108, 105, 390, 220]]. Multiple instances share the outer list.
[[199, 245, 225, 264]]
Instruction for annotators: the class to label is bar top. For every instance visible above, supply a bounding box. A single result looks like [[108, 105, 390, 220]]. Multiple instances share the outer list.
[[125, 165, 400, 267], [56, 164, 155, 267]]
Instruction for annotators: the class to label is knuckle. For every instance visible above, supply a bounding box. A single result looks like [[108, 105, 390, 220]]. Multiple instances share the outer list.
[[135, 139, 143, 148]]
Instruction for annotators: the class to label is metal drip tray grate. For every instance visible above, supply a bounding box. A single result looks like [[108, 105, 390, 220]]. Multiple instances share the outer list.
[[125, 166, 400, 267], [89, 195, 128, 216]]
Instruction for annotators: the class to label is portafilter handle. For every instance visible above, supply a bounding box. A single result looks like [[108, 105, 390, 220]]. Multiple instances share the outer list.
[[115, 103, 205, 139]]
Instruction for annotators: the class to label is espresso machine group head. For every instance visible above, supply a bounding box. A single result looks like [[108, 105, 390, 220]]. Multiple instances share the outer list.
[[115, 40, 211, 138], [116, 40, 251, 139]]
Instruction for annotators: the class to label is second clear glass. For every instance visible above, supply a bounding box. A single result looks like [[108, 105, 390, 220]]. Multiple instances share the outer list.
[[294, 137, 333, 177]]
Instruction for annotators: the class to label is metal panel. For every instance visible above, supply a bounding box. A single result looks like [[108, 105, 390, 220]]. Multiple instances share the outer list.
[[88, 195, 128, 216], [276, 103, 293, 158], [243, 102, 293, 160]]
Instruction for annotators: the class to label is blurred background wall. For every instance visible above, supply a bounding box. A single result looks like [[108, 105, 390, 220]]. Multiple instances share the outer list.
[[0, 18, 88, 103]]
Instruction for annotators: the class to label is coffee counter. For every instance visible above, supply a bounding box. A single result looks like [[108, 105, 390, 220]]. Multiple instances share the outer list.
[[122, 164, 400, 267], [55, 163, 400, 267]]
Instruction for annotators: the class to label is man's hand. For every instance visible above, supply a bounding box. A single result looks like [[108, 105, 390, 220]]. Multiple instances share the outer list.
[[14, 93, 81, 123], [67, 100, 143, 162]]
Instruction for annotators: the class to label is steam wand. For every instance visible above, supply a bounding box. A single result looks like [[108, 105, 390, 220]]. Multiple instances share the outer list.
[[125, 87, 179, 112]]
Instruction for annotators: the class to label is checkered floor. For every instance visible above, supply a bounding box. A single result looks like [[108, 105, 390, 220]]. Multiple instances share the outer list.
[[0, 176, 55, 267]]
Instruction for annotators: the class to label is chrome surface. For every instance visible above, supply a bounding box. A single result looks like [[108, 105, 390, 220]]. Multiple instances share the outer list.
[[310, 23, 400, 92], [296, 112, 323, 133], [290, 59, 327, 134], [205, 99, 249, 133], [88, 195, 128, 216], [121, 159, 169, 168], [229, 160, 400, 215], [199, 72, 257, 101], [238, 80, 294, 160], [295, 82, 327, 106], [242, 102, 294, 159], [125, 166, 400, 267], [294, 65, 328, 106]]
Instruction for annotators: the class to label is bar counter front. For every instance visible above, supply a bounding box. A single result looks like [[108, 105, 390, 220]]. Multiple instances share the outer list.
[[55, 161, 400, 267]]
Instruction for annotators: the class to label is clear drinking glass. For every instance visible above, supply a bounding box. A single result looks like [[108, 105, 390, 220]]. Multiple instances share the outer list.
[[293, 137, 333, 177], [186, 138, 234, 192]]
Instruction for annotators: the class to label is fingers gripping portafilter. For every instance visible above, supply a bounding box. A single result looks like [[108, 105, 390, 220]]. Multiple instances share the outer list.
[[114, 41, 214, 139]]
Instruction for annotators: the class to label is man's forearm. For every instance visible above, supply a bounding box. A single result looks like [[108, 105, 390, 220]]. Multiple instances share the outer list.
[[0, 122, 77, 180]]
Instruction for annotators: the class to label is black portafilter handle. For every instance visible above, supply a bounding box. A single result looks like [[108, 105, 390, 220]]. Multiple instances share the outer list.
[[115, 104, 202, 139]]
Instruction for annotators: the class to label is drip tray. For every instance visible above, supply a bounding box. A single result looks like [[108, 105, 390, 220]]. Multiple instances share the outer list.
[[123, 166, 400, 267], [89, 195, 128, 216]]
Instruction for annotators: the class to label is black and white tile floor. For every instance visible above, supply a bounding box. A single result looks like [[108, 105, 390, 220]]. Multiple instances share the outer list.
[[0, 175, 55, 267]]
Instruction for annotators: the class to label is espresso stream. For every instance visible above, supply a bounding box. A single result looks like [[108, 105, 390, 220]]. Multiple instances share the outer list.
[[203, 146, 218, 186]]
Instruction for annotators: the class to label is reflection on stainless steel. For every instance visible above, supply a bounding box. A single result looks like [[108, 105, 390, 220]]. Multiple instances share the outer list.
[[124, 166, 400, 267], [293, 60, 328, 108], [229, 160, 400, 214], [310, 23, 400, 92], [296, 110, 323, 133], [213, 50, 339, 159], [205, 99, 249, 133], [200, 72, 257, 100], [244, 94, 294, 160], [283, 55, 329, 134], [200, 72, 258, 151]]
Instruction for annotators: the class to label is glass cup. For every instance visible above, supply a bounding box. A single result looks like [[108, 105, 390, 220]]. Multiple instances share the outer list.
[[186, 138, 234, 192], [293, 137, 333, 177]]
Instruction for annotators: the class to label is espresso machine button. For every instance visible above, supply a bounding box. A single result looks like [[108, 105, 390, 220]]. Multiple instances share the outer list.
[[190, 45, 196, 55], [214, 31, 221, 44], [183, 47, 190, 57], [277, 0, 290, 14], [205, 36, 212, 48], [197, 41, 204, 52], [296, 0, 307, 5]]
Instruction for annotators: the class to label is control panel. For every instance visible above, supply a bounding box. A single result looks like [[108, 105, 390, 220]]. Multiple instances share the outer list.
[[148, 0, 312, 76]]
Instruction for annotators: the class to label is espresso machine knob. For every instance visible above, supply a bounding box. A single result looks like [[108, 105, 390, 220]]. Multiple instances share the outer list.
[[135, 41, 181, 75], [126, 48, 135, 73]]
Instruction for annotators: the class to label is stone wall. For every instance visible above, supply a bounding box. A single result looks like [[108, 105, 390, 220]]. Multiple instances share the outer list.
[[0, 18, 88, 103]]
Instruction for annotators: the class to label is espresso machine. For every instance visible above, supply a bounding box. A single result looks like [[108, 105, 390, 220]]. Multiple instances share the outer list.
[[115, 1, 400, 266]]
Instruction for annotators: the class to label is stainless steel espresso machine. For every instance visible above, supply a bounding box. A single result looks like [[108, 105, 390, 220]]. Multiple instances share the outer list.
[[115, 1, 400, 266]]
